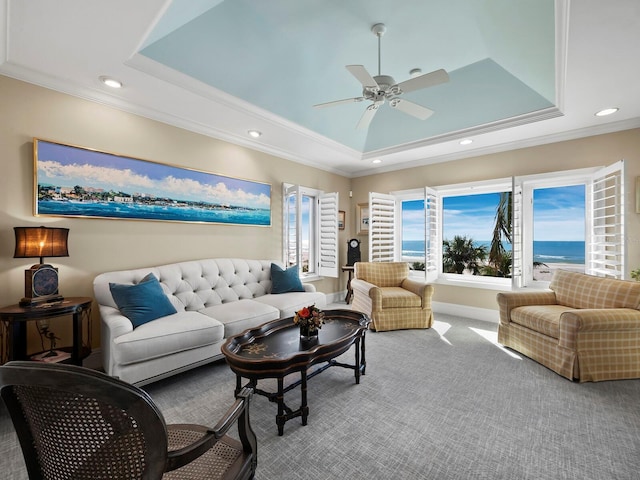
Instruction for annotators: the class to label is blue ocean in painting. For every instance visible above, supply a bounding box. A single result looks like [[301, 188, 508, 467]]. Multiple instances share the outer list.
[[402, 240, 585, 265], [38, 200, 271, 225]]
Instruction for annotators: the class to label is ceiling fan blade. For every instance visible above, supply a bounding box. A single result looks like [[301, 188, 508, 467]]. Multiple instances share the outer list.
[[313, 97, 365, 109], [356, 103, 381, 130], [395, 68, 449, 94], [389, 98, 434, 120], [346, 65, 379, 91]]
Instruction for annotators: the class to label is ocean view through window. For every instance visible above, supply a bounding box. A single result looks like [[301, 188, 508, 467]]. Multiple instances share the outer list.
[[400, 185, 586, 281]]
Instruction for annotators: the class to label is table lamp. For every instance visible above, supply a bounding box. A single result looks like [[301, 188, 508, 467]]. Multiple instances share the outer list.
[[14, 226, 69, 307]]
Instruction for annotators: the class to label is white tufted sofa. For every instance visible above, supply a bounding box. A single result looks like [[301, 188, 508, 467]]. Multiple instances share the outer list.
[[93, 258, 326, 385]]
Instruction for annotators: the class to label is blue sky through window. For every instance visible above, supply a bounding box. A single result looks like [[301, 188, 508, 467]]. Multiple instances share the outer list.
[[402, 185, 586, 245]]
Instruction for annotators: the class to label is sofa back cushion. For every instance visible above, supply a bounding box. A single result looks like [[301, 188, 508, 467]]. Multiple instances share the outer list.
[[94, 259, 278, 312], [550, 269, 640, 310], [354, 262, 409, 287]]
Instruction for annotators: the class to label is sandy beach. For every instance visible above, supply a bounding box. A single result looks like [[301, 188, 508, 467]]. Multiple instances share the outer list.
[[533, 262, 584, 282]]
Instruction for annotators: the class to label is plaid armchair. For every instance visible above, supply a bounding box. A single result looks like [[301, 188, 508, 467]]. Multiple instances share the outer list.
[[497, 270, 640, 382], [351, 262, 434, 331]]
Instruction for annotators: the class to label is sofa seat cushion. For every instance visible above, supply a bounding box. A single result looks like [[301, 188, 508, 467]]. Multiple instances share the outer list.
[[113, 311, 224, 366], [380, 287, 422, 308], [510, 304, 575, 339], [198, 299, 279, 337], [253, 291, 327, 319]]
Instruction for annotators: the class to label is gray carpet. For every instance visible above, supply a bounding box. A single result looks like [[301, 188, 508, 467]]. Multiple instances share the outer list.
[[2, 313, 640, 479]]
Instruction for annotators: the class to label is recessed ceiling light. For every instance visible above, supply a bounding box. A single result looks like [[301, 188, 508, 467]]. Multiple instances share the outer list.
[[459, 138, 473, 145], [372, 159, 382, 164], [247, 130, 262, 138], [409, 68, 422, 78], [99, 76, 123, 89], [595, 107, 619, 117]]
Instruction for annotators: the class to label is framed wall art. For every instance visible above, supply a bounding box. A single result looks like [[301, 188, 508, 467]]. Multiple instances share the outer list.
[[356, 203, 369, 235], [338, 210, 345, 230], [33, 139, 271, 226]]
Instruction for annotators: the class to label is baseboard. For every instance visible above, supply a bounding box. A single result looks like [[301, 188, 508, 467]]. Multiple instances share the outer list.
[[326, 290, 347, 304], [326, 291, 499, 323], [432, 301, 499, 323]]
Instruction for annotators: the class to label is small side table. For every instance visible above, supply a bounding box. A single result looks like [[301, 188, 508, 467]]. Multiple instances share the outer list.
[[0, 297, 92, 366], [342, 265, 355, 304]]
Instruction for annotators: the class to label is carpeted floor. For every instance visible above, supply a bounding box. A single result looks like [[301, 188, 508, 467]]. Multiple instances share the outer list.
[[2, 312, 640, 479]]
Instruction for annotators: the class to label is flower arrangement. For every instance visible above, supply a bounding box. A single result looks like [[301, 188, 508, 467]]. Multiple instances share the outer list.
[[293, 304, 325, 333]]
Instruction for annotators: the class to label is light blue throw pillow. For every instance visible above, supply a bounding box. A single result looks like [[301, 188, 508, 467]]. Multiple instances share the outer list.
[[271, 263, 305, 294], [109, 273, 177, 328]]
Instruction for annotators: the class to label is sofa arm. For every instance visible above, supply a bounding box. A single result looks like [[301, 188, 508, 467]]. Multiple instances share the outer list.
[[303, 283, 316, 293], [98, 305, 134, 376], [401, 279, 434, 308], [559, 308, 640, 350], [496, 291, 557, 326]]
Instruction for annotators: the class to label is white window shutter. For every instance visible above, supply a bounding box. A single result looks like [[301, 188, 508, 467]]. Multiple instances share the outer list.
[[511, 178, 523, 288], [425, 187, 439, 282], [318, 192, 339, 277], [587, 160, 625, 278], [369, 192, 396, 262]]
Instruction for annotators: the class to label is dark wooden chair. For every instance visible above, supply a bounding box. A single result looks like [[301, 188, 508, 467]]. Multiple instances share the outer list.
[[0, 361, 257, 479]]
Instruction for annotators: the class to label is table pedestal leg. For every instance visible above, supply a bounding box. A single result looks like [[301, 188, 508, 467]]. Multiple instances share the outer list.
[[276, 377, 286, 436], [301, 369, 309, 426]]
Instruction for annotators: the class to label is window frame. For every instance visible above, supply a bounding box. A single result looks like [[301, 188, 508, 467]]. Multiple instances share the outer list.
[[282, 183, 339, 281], [386, 162, 625, 290]]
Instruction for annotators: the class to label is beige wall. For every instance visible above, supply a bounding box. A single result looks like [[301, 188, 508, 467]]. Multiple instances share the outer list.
[[2, 74, 639, 353], [0, 76, 351, 352], [351, 129, 640, 311]]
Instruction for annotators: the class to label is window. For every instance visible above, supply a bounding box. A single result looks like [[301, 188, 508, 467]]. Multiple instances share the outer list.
[[376, 161, 625, 288], [283, 184, 339, 279]]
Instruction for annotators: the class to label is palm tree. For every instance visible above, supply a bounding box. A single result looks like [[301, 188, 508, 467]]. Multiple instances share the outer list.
[[489, 192, 512, 272], [443, 235, 488, 275]]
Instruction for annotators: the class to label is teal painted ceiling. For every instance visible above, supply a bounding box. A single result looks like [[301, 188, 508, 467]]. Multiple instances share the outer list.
[[140, 0, 555, 154]]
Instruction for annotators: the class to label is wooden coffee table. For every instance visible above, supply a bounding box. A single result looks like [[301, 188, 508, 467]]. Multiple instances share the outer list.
[[221, 309, 370, 435]]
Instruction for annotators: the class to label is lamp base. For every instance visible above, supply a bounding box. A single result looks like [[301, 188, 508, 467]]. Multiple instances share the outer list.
[[19, 294, 64, 308]]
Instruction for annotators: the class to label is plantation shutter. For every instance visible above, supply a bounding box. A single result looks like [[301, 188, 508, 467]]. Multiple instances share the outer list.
[[369, 192, 396, 262], [586, 160, 625, 278], [425, 187, 439, 282], [511, 179, 523, 288], [318, 192, 339, 277]]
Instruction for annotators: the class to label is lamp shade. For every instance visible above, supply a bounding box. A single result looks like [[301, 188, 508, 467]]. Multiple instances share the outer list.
[[14, 226, 69, 264]]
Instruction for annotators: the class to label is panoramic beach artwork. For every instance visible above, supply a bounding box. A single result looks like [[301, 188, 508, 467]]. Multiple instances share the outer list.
[[34, 139, 271, 226]]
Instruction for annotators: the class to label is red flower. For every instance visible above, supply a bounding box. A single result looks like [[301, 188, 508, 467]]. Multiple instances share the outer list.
[[299, 307, 310, 318]]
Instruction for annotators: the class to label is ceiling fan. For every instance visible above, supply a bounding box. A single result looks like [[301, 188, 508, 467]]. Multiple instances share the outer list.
[[313, 23, 449, 130]]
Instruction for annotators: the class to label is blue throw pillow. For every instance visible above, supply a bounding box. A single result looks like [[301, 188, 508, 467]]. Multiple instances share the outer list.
[[271, 263, 304, 294], [109, 273, 177, 328]]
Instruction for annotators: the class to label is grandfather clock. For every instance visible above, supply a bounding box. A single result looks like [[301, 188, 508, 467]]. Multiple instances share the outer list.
[[347, 238, 361, 266]]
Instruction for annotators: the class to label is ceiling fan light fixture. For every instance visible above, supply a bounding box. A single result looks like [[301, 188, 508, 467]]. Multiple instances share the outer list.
[[595, 107, 619, 117], [99, 76, 123, 89], [247, 130, 262, 138]]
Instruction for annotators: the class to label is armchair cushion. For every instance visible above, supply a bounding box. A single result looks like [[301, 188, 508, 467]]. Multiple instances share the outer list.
[[353, 261, 408, 287], [380, 287, 422, 308]]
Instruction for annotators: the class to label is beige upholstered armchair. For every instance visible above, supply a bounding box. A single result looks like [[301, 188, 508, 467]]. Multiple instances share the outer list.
[[351, 262, 434, 331]]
